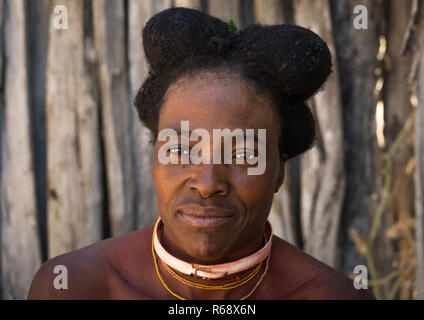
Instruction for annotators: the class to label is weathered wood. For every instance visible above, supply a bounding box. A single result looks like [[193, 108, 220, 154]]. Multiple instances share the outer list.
[[330, 0, 383, 278], [47, 0, 103, 257], [207, 0, 242, 28], [27, 0, 51, 263], [253, 0, 284, 24], [0, 0, 42, 299], [93, 0, 136, 235], [401, 0, 424, 301], [298, 100, 321, 243], [174, 0, 201, 9], [128, 0, 172, 230], [270, 160, 300, 246], [384, 0, 416, 299], [416, 47, 424, 300], [252, 0, 298, 244], [0, 0, 421, 300], [294, 0, 346, 269], [0, 0, 3, 90], [0, 0, 3, 299]]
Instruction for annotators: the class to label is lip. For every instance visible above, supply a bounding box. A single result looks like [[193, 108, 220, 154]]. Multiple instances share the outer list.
[[177, 204, 235, 228]]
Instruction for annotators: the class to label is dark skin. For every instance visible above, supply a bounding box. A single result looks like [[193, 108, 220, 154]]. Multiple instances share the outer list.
[[28, 71, 375, 300]]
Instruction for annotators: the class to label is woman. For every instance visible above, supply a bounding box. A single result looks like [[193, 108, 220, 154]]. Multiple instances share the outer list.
[[28, 7, 375, 300]]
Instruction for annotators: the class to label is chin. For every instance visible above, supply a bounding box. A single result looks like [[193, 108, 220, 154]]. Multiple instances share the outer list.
[[184, 238, 230, 264]]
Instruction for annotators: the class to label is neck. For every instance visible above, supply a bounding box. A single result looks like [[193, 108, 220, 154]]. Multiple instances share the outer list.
[[160, 223, 266, 267], [154, 219, 271, 300], [154, 217, 272, 279]]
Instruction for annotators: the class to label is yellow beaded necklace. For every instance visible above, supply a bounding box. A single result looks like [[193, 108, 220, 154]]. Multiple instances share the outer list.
[[160, 254, 263, 290]]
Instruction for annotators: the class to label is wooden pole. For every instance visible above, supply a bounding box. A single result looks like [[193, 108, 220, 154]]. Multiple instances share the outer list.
[[207, 0, 242, 28], [330, 0, 384, 297], [252, 0, 298, 245], [1, 0, 42, 299], [253, 0, 285, 24], [384, 0, 418, 299], [294, 0, 346, 268], [415, 31, 424, 301], [27, 0, 51, 263], [128, 0, 172, 230], [47, 0, 103, 257], [174, 0, 201, 9], [93, 0, 136, 236]]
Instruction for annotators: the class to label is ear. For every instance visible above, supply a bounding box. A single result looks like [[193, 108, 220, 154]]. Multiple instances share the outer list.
[[274, 154, 288, 193]]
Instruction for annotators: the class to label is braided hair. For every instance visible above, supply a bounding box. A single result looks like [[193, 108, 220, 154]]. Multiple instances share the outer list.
[[134, 7, 332, 160]]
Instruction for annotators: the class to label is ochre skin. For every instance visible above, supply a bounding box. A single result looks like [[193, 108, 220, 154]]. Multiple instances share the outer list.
[[28, 72, 375, 300]]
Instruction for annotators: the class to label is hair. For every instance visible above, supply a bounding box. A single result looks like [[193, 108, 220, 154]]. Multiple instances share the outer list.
[[134, 7, 332, 160]]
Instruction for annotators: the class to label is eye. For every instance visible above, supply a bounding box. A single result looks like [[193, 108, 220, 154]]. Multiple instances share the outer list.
[[167, 145, 189, 157], [234, 149, 257, 161]]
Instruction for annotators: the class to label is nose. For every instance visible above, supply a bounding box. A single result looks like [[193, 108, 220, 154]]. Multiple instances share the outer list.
[[188, 163, 230, 199]]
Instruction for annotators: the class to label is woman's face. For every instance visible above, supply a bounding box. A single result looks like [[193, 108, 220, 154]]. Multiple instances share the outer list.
[[153, 71, 286, 264]]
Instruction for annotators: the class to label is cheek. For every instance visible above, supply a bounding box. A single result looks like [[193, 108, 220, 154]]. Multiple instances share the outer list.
[[232, 146, 281, 217], [230, 166, 277, 213], [153, 159, 191, 218], [153, 144, 176, 192], [153, 160, 177, 204]]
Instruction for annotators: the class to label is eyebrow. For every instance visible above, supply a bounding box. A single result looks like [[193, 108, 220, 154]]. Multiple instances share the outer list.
[[170, 128, 267, 146]]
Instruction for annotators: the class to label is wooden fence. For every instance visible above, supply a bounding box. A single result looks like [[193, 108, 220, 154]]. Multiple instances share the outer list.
[[0, 0, 423, 300]]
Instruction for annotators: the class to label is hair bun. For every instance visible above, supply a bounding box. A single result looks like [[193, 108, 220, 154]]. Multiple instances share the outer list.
[[233, 24, 332, 100], [143, 8, 332, 100], [142, 7, 235, 74]]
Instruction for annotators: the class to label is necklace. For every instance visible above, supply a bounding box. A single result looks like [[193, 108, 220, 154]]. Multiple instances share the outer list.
[[159, 259, 263, 290], [157, 220, 266, 290], [153, 217, 273, 279], [151, 218, 272, 300]]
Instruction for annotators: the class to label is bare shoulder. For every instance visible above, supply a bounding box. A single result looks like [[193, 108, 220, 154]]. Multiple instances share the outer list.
[[27, 226, 155, 300], [267, 236, 375, 300], [27, 245, 110, 299]]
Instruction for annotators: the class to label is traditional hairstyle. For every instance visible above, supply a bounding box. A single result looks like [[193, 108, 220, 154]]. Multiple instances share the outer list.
[[134, 7, 332, 159]]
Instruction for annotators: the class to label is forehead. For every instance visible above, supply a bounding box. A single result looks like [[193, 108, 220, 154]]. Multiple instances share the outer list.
[[159, 72, 279, 133]]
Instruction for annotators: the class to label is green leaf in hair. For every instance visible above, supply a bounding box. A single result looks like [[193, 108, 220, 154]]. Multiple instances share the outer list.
[[229, 19, 237, 33]]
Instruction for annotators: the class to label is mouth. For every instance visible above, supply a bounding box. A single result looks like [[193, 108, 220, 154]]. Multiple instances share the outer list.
[[176, 204, 235, 228]]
